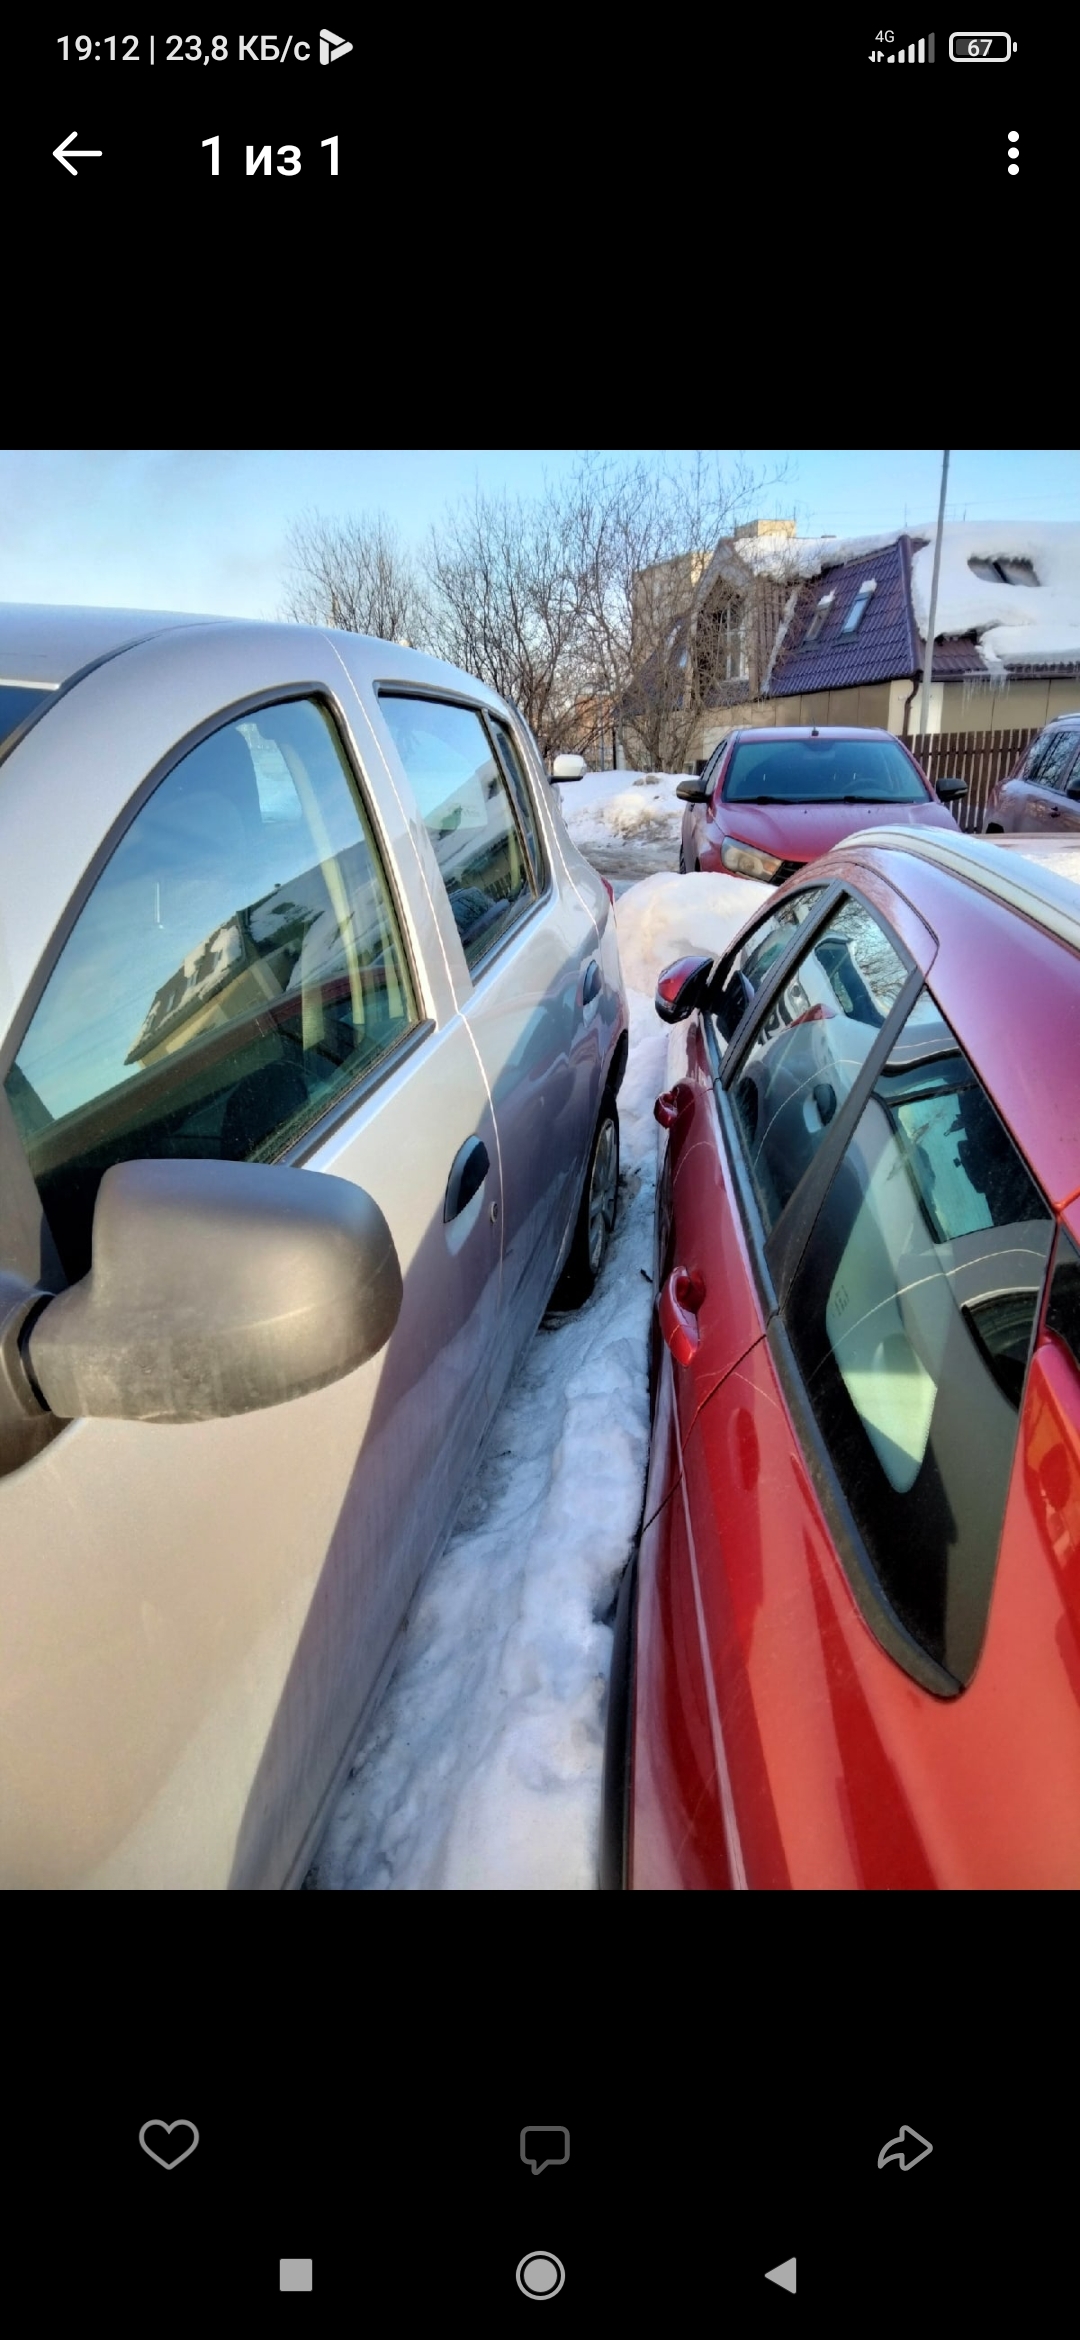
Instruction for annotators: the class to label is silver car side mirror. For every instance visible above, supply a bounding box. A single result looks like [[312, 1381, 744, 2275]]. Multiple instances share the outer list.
[[12, 1157, 402, 1429]]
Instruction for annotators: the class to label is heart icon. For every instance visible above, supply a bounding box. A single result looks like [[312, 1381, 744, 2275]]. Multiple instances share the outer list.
[[139, 2119, 200, 2170]]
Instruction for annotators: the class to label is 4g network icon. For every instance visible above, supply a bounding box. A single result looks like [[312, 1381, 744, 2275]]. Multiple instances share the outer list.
[[319, 27, 353, 63]]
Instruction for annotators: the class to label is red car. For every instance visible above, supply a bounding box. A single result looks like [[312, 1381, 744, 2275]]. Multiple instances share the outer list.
[[677, 724, 965, 882], [602, 826, 1080, 1889]]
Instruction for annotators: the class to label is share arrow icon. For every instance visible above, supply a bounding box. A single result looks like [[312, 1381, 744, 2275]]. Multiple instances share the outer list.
[[877, 2124, 933, 2171]]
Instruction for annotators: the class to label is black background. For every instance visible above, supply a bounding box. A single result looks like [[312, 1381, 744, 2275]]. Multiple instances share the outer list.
[[14, 1947, 1058, 2323]]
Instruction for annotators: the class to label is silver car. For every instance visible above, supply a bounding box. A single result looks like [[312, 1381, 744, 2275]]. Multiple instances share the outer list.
[[0, 607, 627, 1888]]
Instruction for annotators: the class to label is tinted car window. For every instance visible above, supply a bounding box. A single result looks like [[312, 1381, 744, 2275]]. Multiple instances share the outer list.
[[730, 896, 907, 1232], [785, 994, 1053, 1684], [1023, 730, 1074, 784], [710, 886, 827, 1054], [0, 682, 53, 752], [489, 717, 545, 888], [723, 735, 926, 805], [733, 888, 827, 992], [381, 696, 535, 969], [5, 699, 417, 1280], [1028, 731, 1080, 792]]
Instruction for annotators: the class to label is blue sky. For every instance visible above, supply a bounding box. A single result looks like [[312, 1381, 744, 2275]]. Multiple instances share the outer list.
[[2, 449, 1078, 619]]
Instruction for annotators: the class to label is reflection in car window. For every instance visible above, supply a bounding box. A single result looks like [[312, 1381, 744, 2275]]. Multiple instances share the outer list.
[[786, 992, 1053, 1684], [734, 888, 826, 992], [1028, 731, 1080, 793], [381, 697, 535, 970], [489, 719, 545, 888], [5, 699, 417, 1281], [711, 888, 826, 1055], [731, 896, 907, 1233]]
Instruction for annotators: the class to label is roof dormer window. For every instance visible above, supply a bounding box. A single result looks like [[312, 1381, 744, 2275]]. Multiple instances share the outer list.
[[968, 556, 1038, 586], [803, 591, 835, 645], [840, 579, 878, 636]]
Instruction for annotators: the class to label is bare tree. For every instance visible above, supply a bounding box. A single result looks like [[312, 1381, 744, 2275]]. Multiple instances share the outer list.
[[424, 484, 590, 762], [280, 508, 431, 646], [565, 451, 793, 770], [279, 454, 792, 771]]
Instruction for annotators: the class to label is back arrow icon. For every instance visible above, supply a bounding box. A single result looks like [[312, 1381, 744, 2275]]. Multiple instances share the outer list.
[[877, 2124, 933, 2172], [54, 132, 103, 176]]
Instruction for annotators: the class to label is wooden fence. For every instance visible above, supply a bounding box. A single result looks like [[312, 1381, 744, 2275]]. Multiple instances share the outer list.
[[906, 728, 1038, 833]]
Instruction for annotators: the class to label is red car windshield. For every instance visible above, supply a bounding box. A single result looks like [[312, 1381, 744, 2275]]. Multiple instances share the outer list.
[[723, 736, 927, 805]]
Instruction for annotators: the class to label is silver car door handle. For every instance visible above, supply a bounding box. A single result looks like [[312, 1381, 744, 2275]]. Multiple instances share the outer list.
[[444, 1136, 490, 1222], [582, 959, 602, 1006]]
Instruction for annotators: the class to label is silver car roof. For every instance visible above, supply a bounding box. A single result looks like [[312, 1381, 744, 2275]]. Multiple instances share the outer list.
[[0, 603, 228, 688], [0, 602, 514, 712]]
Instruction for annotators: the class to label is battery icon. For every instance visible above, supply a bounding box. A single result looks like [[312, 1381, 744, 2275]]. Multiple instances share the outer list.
[[949, 32, 1015, 58]]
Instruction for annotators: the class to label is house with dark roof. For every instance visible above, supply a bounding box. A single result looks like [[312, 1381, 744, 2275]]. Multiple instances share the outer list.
[[623, 520, 1080, 772]]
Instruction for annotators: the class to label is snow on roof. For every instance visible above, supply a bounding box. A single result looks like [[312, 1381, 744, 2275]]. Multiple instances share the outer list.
[[906, 521, 1080, 668], [711, 519, 1080, 669], [709, 527, 905, 584]]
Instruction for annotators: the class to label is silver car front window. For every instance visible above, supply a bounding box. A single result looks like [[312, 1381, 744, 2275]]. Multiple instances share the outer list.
[[6, 698, 417, 1280]]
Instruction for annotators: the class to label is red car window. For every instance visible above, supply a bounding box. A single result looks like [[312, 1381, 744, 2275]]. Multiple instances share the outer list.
[[783, 991, 1053, 1686], [729, 896, 907, 1234], [710, 886, 828, 1056]]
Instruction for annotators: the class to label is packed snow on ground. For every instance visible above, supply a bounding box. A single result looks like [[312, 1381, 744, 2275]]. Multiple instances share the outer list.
[[558, 769, 691, 860], [307, 868, 763, 1891]]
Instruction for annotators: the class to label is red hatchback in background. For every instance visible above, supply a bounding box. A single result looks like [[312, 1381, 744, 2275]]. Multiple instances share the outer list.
[[677, 725, 965, 883], [602, 828, 1080, 1889]]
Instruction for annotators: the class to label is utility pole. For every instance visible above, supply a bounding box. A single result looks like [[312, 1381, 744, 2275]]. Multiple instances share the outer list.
[[919, 451, 950, 736]]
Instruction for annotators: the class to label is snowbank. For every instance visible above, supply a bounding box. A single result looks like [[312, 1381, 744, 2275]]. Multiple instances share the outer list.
[[308, 983, 668, 1891], [614, 869, 770, 995], [558, 770, 690, 856]]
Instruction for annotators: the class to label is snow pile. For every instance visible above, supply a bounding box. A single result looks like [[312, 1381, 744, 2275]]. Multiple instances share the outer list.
[[559, 770, 690, 856], [613, 870, 770, 996], [308, 867, 766, 1891]]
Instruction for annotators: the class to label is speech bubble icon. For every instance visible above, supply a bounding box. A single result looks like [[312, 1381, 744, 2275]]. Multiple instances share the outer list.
[[521, 2126, 569, 2175]]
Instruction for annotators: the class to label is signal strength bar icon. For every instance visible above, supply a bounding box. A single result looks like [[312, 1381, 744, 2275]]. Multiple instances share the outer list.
[[888, 33, 935, 60]]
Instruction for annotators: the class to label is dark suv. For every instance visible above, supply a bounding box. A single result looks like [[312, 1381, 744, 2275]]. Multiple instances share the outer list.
[[985, 714, 1080, 834]]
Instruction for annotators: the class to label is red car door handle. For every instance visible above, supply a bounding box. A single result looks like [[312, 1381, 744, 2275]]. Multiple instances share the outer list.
[[654, 1083, 693, 1129], [659, 1265, 706, 1366]]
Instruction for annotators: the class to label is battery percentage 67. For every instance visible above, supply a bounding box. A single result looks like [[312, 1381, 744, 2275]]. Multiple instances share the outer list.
[[948, 32, 1016, 59]]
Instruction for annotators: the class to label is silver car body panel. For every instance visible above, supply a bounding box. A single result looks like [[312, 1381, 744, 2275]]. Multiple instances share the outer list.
[[0, 612, 627, 1887]]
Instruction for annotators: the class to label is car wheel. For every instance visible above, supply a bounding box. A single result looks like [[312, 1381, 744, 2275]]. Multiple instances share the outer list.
[[551, 1094, 619, 1309], [678, 842, 687, 874]]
